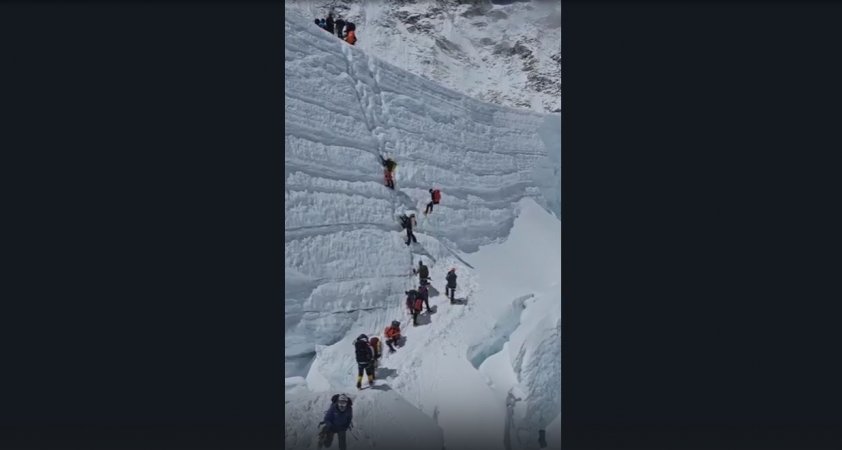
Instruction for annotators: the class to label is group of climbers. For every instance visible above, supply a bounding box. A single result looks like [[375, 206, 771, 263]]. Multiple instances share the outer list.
[[349, 321, 402, 389], [315, 12, 357, 46], [380, 155, 441, 215], [319, 281, 459, 448], [404, 260, 431, 325], [403, 262, 457, 323], [318, 325, 391, 447], [317, 156, 460, 448]]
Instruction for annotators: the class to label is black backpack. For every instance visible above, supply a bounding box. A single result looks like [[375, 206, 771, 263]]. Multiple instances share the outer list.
[[354, 339, 372, 362], [405, 290, 418, 308], [346, 22, 356, 31], [446, 271, 457, 285], [400, 215, 410, 229], [418, 264, 429, 279]]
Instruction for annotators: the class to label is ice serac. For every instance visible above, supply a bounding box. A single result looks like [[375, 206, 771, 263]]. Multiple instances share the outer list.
[[286, 6, 551, 376], [285, 6, 560, 450]]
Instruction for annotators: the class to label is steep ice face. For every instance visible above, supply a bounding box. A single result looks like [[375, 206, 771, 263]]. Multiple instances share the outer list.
[[285, 7, 560, 450], [285, 7, 553, 373], [287, 0, 561, 113]]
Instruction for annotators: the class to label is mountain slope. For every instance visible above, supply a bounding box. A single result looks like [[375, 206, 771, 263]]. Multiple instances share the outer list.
[[285, 7, 560, 450], [287, 0, 561, 113]]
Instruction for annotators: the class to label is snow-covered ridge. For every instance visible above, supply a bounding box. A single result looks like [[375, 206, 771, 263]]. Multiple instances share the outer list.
[[287, 0, 561, 113], [285, 7, 560, 449]]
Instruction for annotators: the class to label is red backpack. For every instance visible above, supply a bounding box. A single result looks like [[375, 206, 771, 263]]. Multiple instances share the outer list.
[[413, 298, 424, 311], [432, 189, 441, 203]]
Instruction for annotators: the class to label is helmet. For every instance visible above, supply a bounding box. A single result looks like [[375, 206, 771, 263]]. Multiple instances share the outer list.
[[391, 320, 400, 327], [450, 267, 456, 272], [429, 188, 433, 193], [357, 334, 368, 341]]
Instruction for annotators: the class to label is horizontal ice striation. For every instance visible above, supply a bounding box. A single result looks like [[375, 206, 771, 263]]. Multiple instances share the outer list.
[[532, 114, 561, 219], [285, 7, 556, 376]]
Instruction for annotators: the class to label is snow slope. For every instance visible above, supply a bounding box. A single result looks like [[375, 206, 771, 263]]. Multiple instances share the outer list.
[[285, 7, 560, 450], [287, 0, 561, 113]]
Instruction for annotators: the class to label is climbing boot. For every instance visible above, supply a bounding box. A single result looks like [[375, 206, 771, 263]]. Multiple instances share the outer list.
[[356, 376, 362, 390]]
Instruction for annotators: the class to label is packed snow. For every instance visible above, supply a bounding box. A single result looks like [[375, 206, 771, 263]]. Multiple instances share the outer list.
[[285, 7, 560, 450], [287, 0, 561, 113]]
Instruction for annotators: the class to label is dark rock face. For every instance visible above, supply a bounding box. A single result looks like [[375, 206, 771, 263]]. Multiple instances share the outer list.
[[435, 37, 462, 54], [460, 1, 493, 18]]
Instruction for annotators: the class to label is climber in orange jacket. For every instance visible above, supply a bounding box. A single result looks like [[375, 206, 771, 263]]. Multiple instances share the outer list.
[[383, 320, 401, 353], [345, 22, 357, 45]]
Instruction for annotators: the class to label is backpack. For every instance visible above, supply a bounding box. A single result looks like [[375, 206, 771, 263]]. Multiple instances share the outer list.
[[432, 189, 441, 203], [418, 264, 429, 278], [346, 22, 355, 31], [413, 298, 424, 311], [369, 336, 380, 352], [354, 338, 372, 361], [446, 271, 457, 286], [399, 215, 409, 229], [418, 285, 428, 299]]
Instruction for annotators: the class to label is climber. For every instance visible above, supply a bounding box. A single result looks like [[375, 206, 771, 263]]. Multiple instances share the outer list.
[[314, 18, 321, 28], [384, 320, 401, 353], [318, 394, 353, 450], [369, 335, 382, 372], [418, 283, 431, 313], [424, 188, 442, 215], [446, 268, 457, 303], [380, 155, 397, 189], [406, 289, 424, 326], [335, 16, 346, 39], [353, 334, 375, 389], [380, 155, 397, 173], [414, 259, 430, 286], [383, 169, 394, 190], [325, 13, 335, 34], [399, 212, 417, 245], [345, 22, 357, 46]]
